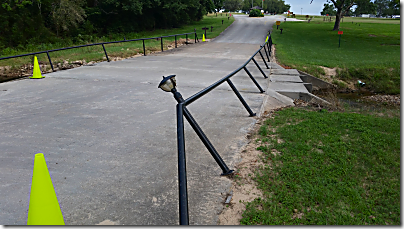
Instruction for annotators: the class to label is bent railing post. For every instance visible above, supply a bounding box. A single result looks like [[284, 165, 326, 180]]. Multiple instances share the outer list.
[[101, 44, 110, 62], [263, 45, 270, 62], [243, 66, 265, 93], [252, 57, 267, 78], [226, 79, 256, 117], [183, 107, 234, 176], [143, 39, 146, 56], [46, 51, 54, 71], [258, 50, 269, 69], [176, 103, 189, 225]]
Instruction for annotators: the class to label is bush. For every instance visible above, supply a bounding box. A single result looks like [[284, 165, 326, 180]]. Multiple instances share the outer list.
[[249, 9, 263, 17]]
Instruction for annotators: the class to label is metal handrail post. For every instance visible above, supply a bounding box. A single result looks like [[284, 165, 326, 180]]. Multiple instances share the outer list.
[[252, 57, 267, 78], [176, 103, 189, 225], [186, 34, 188, 45], [263, 45, 270, 62], [226, 79, 256, 117], [175, 35, 177, 48], [182, 107, 234, 175], [143, 39, 146, 56], [161, 37, 164, 52], [101, 44, 110, 62], [46, 51, 54, 71], [243, 67, 265, 93], [258, 50, 269, 69]]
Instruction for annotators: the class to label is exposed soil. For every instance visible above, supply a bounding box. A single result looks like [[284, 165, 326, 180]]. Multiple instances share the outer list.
[[218, 111, 273, 225], [362, 94, 400, 106]]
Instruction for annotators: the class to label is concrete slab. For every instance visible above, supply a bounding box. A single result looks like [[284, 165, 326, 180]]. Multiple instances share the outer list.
[[270, 75, 303, 83], [270, 69, 300, 75], [0, 15, 287, 225], [268, 81, 309, 93]]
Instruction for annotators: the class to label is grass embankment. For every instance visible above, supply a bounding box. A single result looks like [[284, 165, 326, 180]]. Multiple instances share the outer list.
[[240, 106, 400, 225], [0, 14, 234, 80], [283, 14, 400, 24], [271, 18, 400, 94]]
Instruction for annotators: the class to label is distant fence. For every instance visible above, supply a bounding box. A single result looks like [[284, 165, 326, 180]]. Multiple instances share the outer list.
[[0, 32, 200, 72], [158, 32, 273, 225]]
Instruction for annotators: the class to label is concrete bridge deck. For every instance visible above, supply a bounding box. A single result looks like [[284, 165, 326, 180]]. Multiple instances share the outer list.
[[0, 15, 315, 225]]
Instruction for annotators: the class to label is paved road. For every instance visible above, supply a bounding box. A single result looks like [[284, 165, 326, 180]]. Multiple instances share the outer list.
[[0, 15, 285, 225]]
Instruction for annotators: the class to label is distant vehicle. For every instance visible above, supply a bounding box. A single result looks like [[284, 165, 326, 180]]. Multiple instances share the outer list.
[[392, 15, 400, 19]]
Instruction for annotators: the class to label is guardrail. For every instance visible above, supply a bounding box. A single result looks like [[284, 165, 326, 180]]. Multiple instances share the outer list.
[[158, 32, 273, 225], [0, 32, 199, 72]]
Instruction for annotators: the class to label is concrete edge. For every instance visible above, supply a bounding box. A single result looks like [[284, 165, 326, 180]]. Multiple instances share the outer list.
[[297, 70, 336, 90]]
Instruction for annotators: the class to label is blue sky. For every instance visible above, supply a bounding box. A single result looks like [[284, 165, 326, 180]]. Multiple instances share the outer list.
[[284, 0, 330, 15]]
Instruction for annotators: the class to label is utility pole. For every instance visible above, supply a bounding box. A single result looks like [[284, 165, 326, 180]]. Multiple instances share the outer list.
[[301, 8, 303, 15]]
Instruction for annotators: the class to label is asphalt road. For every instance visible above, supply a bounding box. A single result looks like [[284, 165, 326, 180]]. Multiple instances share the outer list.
[[0, 15, 282, 225]]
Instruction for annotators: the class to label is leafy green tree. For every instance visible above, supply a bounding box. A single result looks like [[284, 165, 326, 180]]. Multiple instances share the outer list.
[[51, 0, 86, 36], [311, 0, 356, 30], [212, 0, 224, 11], [321, 3, 337, 15], [374, 0, 399, 16], [223, 0, 242, 11], [354, 0, 376, 16]]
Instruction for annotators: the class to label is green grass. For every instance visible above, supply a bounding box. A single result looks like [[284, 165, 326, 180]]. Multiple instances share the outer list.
[[0, 14, 234, 76], [283, 14, 400, 24], [240, 107, 400, 225], [271, 19, 400, 94]]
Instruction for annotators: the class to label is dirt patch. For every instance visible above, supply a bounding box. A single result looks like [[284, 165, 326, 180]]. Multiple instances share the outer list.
[[362, 94, 400, 106], [218, 108, 287, 225], [319, 66, 337, 78], [218, 140, 265, 225], [368, 34, 377, 37]]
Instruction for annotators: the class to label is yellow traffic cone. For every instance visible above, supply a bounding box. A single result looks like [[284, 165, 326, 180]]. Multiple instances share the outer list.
[[27, 153, 65, 225], [202, 34, 205, 42], [30, 56, 44, 79]]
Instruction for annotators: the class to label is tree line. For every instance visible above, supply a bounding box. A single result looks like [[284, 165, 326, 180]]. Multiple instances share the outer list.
[[311, 0, 399, 30], [321, 0, 400, 17], [0, 0, 215, 50], [212, 0, 290, 14]]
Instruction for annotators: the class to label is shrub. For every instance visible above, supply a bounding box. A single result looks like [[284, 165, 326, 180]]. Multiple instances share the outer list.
[[249, 9, 263, 17]]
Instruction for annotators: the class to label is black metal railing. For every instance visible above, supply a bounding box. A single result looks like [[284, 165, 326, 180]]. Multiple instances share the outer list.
[[0, 32, 199, 72], [159, 32, 273, 225]]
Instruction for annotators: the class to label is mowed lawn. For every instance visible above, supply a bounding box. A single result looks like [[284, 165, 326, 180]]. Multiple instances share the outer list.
[[270, 18, 400, 94], [0, 14, 234, 71], [240, 107, 400, 225]]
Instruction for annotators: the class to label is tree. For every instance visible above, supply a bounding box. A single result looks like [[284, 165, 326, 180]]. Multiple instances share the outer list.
[[374, 0, 399, 17], [51, 0, 86, 36], [212, 0, 224, 11], [321, 3, 337, 15], [223, 0, 242, 11], [311, 0, 356, 30], [241, 0, 289, 13], [354, 0, 376, 16]]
